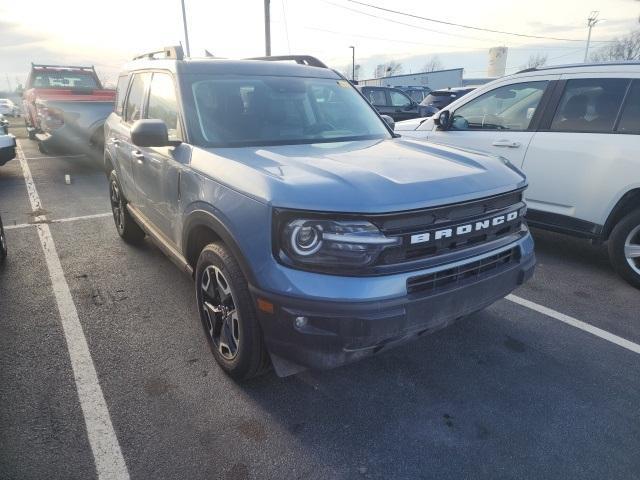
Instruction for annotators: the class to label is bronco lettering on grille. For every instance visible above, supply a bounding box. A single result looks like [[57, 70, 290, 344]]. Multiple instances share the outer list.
[[410, 210, 520, 245]]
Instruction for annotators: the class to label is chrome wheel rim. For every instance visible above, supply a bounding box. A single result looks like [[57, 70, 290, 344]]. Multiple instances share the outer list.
[[200, 265, 240, 360], [110, 180, 124, 231], [624, 224, 640, 276]]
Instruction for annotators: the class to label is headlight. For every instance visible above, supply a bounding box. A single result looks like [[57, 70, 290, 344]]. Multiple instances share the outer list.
[[277, 216, 401, 272]]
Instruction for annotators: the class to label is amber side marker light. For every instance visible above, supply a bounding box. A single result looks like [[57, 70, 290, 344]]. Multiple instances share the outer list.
[[257, 298, 274, 314]]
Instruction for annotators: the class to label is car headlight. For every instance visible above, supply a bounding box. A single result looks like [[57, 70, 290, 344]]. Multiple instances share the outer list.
[[276, 216, 401, 272]]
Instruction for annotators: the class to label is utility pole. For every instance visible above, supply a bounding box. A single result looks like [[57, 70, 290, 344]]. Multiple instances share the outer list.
[[584, 11, 600, 62], [180, 0, 191, 57], [264, 0, 271, 56], [349, 46, 355, 81]]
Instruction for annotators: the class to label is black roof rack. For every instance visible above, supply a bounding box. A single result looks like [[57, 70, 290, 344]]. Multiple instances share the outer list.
[[132, 45, 184, 61], [245, 55, 327, 68], [31, 63, 96, 72]]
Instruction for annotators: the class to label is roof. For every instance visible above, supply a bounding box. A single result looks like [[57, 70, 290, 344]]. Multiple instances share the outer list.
[[514, 61, 640, 75], [121, 57, 340, 79]]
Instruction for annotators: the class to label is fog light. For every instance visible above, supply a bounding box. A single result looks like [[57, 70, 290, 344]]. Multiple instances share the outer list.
[[295, 316, 308, 328]]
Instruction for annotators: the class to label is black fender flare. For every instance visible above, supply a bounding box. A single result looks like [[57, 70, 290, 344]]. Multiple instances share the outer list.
[[181, 208, 257, 285]]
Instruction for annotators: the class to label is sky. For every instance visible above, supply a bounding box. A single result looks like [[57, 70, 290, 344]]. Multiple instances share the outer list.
[[1, 0, 639, 88]]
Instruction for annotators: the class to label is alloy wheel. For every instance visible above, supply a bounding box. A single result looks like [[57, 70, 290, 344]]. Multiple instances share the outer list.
[[110, 180, 124, 231], [624, 224, 640, 276], [200, 265, 240, 360]]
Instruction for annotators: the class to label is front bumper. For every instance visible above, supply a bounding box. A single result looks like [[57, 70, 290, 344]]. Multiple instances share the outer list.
[[253, 235, 535, 375]]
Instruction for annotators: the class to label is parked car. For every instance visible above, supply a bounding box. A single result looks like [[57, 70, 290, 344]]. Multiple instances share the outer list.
[[395, 86, 432, 103], [396, 61, 640, 288], [22, 63, 116, 154], [0, 113, 9, 134], [358, 86, 421, 121], [417, 87, 476, 117], [0, 98, 19, 117], [0, 126, 16, 166], [0, 215, 6, 263], [105, 49, 535, 380]]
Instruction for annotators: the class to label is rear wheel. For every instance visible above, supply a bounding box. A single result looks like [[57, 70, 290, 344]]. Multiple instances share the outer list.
[[195, 243, 270, 380], [109, 170, 145, 244], [609, 210, 640, 289]]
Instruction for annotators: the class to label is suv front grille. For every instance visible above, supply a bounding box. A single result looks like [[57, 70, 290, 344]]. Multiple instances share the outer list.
[[369, 189, 526, 266], [406, 248, 517, 295]]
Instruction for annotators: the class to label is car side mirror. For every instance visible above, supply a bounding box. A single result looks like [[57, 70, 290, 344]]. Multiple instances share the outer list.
[[131, 119, 180, 147], [434, 110, 450, 130], [381, 114, 395, 130]]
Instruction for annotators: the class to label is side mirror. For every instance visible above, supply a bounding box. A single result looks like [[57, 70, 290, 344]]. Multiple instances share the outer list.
[[434, 110, 450, 130], [131, 119, 177, 147], [381, 114, 395, 130]]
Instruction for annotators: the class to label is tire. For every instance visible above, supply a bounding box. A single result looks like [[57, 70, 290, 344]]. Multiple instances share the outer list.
[[195, 242, 270, 380], [0, 216, 7, 264], [608, 209, 640, 289], [108, 170, 145, 244]]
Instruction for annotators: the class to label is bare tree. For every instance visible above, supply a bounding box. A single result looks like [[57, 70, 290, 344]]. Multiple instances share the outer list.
[[374, 61, 403, 78], [591, 29, 640, 61], [520, 53, 548, 70], [422, 56, 443, 72]]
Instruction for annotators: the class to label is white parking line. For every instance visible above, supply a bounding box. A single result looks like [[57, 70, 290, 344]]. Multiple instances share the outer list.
[[5, 212, 112, 230], [507, 294, 640, 355], [16, 141, 130, 480]]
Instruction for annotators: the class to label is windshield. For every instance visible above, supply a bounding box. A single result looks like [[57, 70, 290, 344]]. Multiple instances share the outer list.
[[32, 72, 99, 89], [185, 75, 390, 147]]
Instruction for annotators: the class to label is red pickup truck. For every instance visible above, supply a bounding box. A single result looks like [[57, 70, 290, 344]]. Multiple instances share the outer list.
[[23, 64, 116, 154]]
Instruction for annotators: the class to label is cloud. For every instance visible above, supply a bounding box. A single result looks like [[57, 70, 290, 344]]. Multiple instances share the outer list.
[[0, 20, 45, 48]]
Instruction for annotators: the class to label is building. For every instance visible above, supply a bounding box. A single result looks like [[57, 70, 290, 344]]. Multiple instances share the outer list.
[[359, 68, 464, 91]]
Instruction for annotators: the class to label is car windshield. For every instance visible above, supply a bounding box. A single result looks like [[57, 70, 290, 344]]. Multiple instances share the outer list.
[[185, 75, 391, 147], [32, 72, 99, 89]]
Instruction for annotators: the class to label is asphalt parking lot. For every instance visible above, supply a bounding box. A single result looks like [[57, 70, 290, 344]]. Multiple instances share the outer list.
[[1, 119, 639, 480]]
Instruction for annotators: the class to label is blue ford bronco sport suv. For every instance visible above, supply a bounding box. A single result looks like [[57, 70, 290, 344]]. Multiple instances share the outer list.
[[104, 47, 535, 380]]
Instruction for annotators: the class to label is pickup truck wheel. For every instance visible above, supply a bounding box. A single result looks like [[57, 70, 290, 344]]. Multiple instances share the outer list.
[[196, 243, 270, 380], [108, 170, 145, 244], [0, 217, 7, 263], [608, 210, 640, 289]]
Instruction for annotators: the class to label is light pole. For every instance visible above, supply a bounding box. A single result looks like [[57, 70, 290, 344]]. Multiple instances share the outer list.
[[264, 0, 272, 56], [180, 0, 191, 57], [584, 11, 600, 62], [349, 46, 355, 81]]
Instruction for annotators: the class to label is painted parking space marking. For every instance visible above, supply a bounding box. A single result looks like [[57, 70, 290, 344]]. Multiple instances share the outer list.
[[24, 154, 86, 160], [16, 141, 130, 480], [507, 294, 640, 355], [5, 212, 112, 230]]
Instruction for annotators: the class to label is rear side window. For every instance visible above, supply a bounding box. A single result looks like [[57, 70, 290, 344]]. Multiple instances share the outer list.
[[147, 72, 181, 141], [124, 73, 151, 124], [617, 81, 640, 134], [366, 90, 387, 106], [550, 78, 628, 133], [114, 75, 129, 116]]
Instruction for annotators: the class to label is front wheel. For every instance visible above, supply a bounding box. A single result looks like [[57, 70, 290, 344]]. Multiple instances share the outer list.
[[195, 243, 270, 380], [0, 216, 7, 263], [608, 210, 640, 289]]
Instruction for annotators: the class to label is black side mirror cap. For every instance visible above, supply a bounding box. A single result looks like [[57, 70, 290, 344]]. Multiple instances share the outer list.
[[131, 119, 176, 147], [434, 110, 450, 130], [381, 114, 395, 131]]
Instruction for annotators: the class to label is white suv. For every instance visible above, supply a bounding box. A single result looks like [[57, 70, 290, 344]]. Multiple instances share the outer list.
[[396, 62, 640, 288]]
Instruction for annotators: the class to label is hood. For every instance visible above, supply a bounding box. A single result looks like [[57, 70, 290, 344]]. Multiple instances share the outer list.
[[394, 117, 426, 131], [192, 138, 526, 213]]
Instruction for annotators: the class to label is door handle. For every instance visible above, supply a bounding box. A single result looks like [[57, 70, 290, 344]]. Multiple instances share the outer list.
[[109, 137, 120, 146], [492, 140, 521, 148], [132, 150, 145, 164]]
